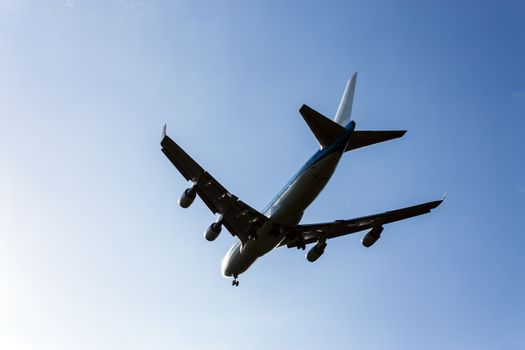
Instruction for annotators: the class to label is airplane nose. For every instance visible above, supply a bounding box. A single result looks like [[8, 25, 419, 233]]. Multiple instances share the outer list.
[[221, 263, 233, 277]]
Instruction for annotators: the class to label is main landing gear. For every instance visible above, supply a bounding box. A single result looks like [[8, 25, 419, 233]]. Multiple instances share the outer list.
[[232, 275, 240, 287]]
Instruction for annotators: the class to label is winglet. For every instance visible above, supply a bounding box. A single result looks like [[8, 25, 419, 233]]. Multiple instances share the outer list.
[[161, 123, 167, 142], [441, 192, 448, 201]]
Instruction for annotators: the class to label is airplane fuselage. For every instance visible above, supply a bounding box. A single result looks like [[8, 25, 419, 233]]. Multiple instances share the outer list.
[[221, 122, 355, 278]]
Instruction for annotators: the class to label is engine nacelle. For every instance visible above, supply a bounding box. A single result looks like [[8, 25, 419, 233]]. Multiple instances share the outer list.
[[306, 241, 327, 262], [204, 222, 222, 241], [361, 226, 384, 248], [178, 187, 196, 208]]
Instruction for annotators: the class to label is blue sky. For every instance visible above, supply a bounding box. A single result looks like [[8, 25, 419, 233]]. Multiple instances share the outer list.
[[0, 0, 524, 349]]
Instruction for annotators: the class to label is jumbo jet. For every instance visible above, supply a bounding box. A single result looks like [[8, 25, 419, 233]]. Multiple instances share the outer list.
[[161, 73, 443, 286]]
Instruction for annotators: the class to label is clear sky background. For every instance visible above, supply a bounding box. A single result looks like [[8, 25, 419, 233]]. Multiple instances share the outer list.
[[0, 1, 524, 349]]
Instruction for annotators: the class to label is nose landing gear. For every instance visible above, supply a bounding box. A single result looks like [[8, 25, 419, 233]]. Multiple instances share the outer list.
[[232, 275, 240, 287]]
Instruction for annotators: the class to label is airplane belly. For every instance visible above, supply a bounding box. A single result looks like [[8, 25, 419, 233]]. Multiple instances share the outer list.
[[221, 224, 286, 277], [269, 152, 341, 225], [222, 153, 342, 278], [221, 242, 259, 277]]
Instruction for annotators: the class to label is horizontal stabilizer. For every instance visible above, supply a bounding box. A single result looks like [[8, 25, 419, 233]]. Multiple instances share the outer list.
[[345, 130, 406, 152], [300, 104, 346, 149]]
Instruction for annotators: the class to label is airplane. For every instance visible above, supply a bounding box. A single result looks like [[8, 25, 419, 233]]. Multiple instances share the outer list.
[[160, 72, 443, 286]]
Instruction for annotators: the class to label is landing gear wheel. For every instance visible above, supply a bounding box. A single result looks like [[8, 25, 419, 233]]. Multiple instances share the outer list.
[[232, 275, 239, 287]]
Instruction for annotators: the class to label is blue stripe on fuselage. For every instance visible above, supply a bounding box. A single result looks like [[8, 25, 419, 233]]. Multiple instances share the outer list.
[[263, 121, 356, 214]]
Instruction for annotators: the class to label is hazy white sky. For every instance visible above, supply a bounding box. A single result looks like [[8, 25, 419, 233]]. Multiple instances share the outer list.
[[0, 1, 524, 349]]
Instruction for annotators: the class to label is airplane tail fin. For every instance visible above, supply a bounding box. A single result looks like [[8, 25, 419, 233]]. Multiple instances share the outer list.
[[334, 72, 357, 126], [299, 104, 346, 149], [300, 72, 406, 151]]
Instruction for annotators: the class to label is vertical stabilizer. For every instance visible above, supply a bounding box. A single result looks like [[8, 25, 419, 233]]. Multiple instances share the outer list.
[[334, 72, 357, 126]]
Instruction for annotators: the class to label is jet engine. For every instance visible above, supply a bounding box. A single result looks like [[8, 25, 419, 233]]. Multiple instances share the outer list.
[[361, 226, 384, 248], [178, 187, 196, 208], [306, 241, 327, 262], [205, 222, 222, 241]]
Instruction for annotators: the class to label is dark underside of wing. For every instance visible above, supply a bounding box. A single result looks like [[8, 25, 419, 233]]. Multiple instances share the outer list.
[[161, 130, 269, 244], [283, 199, 443, 248]]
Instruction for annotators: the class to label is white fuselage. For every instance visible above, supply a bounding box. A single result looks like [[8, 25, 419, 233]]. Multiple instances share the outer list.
[[221, 151, 342, 278]]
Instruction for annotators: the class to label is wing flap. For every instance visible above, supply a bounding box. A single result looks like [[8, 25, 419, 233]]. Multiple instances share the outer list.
[[193, 172, 267, 243]]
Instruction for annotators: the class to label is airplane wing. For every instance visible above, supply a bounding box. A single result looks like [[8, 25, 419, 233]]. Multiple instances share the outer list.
[[282, 199, 443, 248], [160, 125, 269, 243]]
